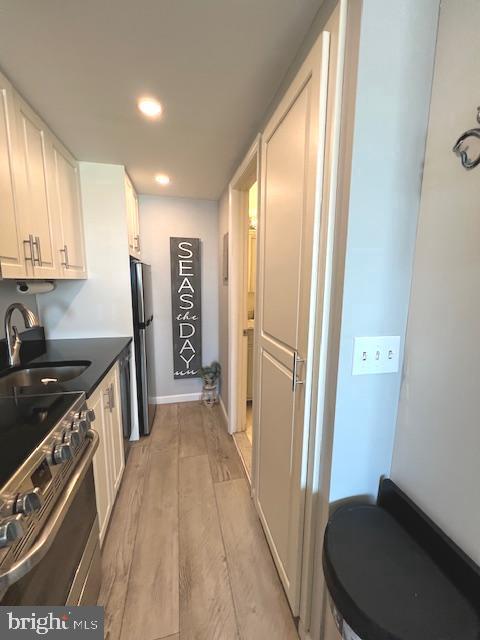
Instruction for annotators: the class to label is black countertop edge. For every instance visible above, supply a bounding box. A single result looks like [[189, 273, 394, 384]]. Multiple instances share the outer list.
[[378, 478, 480, 609], [0, 332, 132, 399]]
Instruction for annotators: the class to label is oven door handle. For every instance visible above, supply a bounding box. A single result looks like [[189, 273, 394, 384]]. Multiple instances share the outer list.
[[0, 430, 99, 592]]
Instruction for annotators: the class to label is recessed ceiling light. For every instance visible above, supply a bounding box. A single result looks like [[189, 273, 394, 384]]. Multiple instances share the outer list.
[[138, 97, 162, 118], [155, 174, 170, 186]]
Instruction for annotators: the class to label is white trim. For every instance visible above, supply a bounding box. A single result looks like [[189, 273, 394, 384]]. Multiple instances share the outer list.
[[151, 392, 202, 405], [219, 395, 229, 429], [227, 135, 261, 435]]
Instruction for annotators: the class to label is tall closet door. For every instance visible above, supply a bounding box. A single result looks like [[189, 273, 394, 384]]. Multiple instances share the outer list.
[[0, 71, 28, 278], [15, 95, 59, 278], [254, 32, 330, 614]]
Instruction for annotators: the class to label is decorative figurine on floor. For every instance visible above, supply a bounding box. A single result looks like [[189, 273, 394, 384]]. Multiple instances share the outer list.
[[200, 361, 221, 407]]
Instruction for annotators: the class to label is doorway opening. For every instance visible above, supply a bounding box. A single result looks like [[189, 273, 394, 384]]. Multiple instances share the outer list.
[[227, 138, 259, 483], [235, 181, 257, 478]]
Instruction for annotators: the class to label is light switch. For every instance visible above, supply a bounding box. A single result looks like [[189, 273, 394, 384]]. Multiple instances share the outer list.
[[352, 336, 401, 376]]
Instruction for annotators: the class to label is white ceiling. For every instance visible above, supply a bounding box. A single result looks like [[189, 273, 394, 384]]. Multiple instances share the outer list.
[[0, 0, 322, 199]]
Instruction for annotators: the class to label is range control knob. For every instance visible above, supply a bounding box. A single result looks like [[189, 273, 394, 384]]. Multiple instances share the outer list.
[[15, 489, 43, 516], [76, 408, 95, 426], [52, 443, 73, 465], [72, 418, 88, 437], [0, 516, 24, 549], [64, 430, 81, 449]]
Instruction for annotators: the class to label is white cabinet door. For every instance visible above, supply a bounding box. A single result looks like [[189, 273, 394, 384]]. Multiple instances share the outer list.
[[125, 174, 140, 258], [89, 361, 125, 546], [89, 382, 113, 546], [133, 189, 141, 257], [15, 94, 59, 278], [0, 71, 28, 279], [106, 364, 125, 494], [51, 139, 87, 278]]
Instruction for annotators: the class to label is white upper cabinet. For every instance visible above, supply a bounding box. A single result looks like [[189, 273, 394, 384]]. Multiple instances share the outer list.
[[15, 94, 59, 278], [125, 174, 141, 259], [0, 71, 28, 278], [0, 68, 87, 279], [51, 139, 87, 278]]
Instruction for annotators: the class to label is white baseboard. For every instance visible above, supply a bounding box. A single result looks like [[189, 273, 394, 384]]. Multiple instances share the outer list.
[[219, 395, 229, 428], [151, 392, 202, 405]]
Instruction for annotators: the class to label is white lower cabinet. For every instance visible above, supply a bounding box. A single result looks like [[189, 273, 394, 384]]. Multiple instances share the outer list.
[[88, 361, 125, 546]]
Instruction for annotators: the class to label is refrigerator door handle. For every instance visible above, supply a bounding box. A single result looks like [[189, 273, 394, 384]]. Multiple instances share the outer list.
[[135, 261, 146, 324], [138, 328, 149, 434]]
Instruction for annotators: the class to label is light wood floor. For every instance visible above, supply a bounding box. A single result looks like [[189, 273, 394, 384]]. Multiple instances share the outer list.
[[98, 401, 298, 640]]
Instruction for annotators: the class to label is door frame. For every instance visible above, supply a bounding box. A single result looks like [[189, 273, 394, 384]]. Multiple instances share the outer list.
[[227, 136, 260, 436], [298, 2, 362, 637]]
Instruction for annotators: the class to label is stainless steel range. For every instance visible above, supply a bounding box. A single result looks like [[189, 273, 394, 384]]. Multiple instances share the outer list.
[[0, 391, 100, 605]]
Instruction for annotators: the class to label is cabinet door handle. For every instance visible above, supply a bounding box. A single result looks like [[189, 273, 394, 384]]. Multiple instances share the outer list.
[[23, 235, 34, 264], [60, 245, 69, 269], [134, 235, 140, 251], [292, 351, 306, 392], [32, 236, 42, 267], [104, 388, 110, 411], [109, 383, 115, 411]]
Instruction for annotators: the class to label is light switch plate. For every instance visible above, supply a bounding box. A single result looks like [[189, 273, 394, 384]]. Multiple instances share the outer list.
[[352, 336, 401, 376]]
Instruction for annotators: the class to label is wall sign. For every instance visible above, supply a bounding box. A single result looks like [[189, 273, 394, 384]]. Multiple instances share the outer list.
[[170, 237, 202, 379]]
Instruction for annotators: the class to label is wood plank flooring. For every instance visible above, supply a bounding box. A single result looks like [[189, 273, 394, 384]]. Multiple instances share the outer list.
[[98, 401, 298, 640]]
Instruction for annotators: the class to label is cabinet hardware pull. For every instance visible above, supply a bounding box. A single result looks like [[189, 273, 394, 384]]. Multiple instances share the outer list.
[[23, 235, 34, 264], [292, 351, 306, 392], [109, 383, 115, 411], [104, 388, 111, 410], [135, 235, 140, 251], [60, 245, 69, 269], [32, 236, 42, 267]]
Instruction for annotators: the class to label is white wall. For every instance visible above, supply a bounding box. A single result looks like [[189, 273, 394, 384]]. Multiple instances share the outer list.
[[37, 162, 133, 338], [139, 195, 219, 401], [392, 1, 480, 565], [328, 0, 440, 503]]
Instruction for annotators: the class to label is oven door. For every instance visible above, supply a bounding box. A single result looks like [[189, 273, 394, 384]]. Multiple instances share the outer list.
[[0, 436, 101, 606]]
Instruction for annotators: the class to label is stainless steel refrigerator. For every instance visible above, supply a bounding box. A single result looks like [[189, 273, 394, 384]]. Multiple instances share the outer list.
[[130, 259, 157, 435]]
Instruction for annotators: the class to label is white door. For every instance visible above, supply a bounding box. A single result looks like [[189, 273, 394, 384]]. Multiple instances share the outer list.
[[52, 140, 87, 278], [0, 71, 28, 278], [254, 33, 330, 613], [15, 95, 59, 278]]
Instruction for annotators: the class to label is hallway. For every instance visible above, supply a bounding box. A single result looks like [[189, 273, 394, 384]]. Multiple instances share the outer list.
[[98, 402, 298, 640]]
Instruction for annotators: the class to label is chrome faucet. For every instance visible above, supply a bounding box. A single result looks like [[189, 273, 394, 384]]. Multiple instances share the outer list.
[[4, 303, 39, 367]]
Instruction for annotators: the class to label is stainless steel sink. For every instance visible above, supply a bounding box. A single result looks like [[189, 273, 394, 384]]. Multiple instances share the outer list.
[[0, 361, 90, 393]]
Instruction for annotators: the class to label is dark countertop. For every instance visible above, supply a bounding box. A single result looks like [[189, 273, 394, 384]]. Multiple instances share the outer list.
[[0, 334, 132, 399], [323, 479, 480, 640]]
